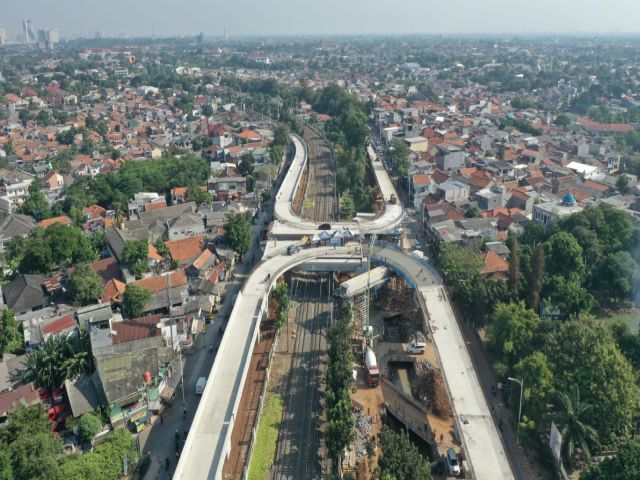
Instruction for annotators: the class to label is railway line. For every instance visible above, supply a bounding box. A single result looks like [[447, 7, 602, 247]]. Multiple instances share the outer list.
[[302, 125, 336, 222], [271, 271, 332, 480]]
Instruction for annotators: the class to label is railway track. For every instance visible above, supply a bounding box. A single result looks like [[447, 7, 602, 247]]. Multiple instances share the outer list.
[[302, 125, 337, 223], [271, 271, 332, 480]]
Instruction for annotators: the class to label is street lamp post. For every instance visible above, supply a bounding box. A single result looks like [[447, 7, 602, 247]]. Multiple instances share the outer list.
[[508, 376, 524, 446]]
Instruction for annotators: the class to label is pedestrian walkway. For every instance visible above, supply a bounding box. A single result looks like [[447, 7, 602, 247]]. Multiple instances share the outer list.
[[458, 317, 542, 480]]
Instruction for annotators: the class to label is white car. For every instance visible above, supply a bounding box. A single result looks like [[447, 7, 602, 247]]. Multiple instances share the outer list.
[[446, 448, 461, 476]]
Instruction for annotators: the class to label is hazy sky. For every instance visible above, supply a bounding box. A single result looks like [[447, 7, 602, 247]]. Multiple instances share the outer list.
[[3, 0, 640, 39]]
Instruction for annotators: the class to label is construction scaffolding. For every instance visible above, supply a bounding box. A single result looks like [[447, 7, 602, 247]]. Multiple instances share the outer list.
[[335, 266, 390, 332], [375, 275, 414, 318]]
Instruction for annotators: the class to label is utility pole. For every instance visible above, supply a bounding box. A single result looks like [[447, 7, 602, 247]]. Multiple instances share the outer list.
[[508, 377, 524, 446]]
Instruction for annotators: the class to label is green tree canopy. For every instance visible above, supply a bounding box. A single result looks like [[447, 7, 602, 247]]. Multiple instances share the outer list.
[[377, 426, 432, 480], [486, 301, 541, 370], [22, 333, 93, 392], [19, 182, 51, 221], [544, 231, 585, 281], [547, 317, 638, 444], [123, 284, 151, 318], [123, 239, 149, 279], [78, 412, 102, 444], [390, 139, 411, 177], [581, 440, 640, 480], [68, 263, 104, 306], [0, 308, 23, 355], [224, 211, 253, 257]]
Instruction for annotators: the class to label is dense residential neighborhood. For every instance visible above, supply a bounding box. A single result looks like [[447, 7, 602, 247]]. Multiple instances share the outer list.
[[0, 23, 640, 480]]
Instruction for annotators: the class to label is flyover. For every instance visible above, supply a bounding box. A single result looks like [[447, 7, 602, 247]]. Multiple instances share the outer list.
[[174, 132, 515, 479], [271, 134, 404, 237]]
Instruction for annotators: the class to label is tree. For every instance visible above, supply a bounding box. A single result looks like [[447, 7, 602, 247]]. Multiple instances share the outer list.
[[555, 114, 571, 127], [616, 174, 630, 194], [544, 232, 585, 281], [123, 239, 149, 279], [238, 154, 255, 177], [555, 387, 599, 467], [0, 308, 23, 355], [513, 351, 554, 421], [201, 103, 213, 117], [581, 440, 640, 480], [546, 317, 638, 444], [591, 252, 638, 303], [78, 412, 102, 444], [526, 244, 544, 311], [272, 123, 290, 147], [224, 211, 253, 258], [486, 302, 541, 370], [437, 244, 487, 320], [22, 334, 93, 392], [35, 110, 52, 127], [18, 109, 31, 127], [339, 193, 356, 220], [0, 443, 12, 480], [544, 275, 595, 318], [59, 427, 139, 479], [45, 223, 96, 266], [465, 206, 481, 218], [390, 139, 411, 177], [186, 185, 212, 206], [377, 426, 431, 480], [68, 263, 104, 306], [19, 182, 51, 221], [4, 139, 15, 156], [18, 230, 53, 274], [123, 284, 151, 318]]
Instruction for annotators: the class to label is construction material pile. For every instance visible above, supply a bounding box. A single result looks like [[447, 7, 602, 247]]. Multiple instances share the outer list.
[[412, 360, 453, 418], [353, 409, 374, 461]]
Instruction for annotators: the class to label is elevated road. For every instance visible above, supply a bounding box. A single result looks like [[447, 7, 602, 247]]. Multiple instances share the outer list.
[[272, 134, 404, 237], [175, 131, 516, 480]]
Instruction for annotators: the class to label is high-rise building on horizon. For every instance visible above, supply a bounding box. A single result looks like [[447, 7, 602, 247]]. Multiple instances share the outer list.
[[37, 28, 59, 49], [0, 25, 7, 45], [22, 19, 34, 44]]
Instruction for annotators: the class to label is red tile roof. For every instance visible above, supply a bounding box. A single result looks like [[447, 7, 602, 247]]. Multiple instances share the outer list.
[[112, 315, 162, 344], [102, 278, 126, 304], [133, 270, 187, 294], [0, 383, 41, 417], [165, 235, 204, 263], [482, 251, 510, 275], [42, 314, 76, 336], [38, 216, 73, 229]]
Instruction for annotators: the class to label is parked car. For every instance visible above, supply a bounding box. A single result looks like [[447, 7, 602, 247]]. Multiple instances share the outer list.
[[406, 342, 426, 354], [318, 223, 331, 230], [446, 448, 461, 476]]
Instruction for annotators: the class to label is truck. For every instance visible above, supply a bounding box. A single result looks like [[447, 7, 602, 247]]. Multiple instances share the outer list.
[[365, 349, 380, 387]]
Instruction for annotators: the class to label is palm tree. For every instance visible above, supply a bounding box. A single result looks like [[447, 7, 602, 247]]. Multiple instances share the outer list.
[[556, 387, 599, 467]]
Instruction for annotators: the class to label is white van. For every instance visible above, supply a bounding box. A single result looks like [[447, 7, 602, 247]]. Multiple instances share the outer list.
[[407, 342, 427, 355], [195, 377, 207, 395]]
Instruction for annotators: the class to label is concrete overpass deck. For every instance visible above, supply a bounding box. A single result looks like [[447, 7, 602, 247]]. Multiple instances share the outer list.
[[272, 134, 404, 236], [175, 130, 515, 480], [173, 246, 363, 480]]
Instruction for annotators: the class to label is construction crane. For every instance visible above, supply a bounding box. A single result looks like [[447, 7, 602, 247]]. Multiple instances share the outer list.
[[363, 233, 377, 350]]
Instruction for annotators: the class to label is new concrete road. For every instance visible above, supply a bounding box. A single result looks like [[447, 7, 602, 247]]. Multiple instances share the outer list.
[[141, 213, 268, 479], [175, 129, 517, 479], [370, 244, 514, 480]]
